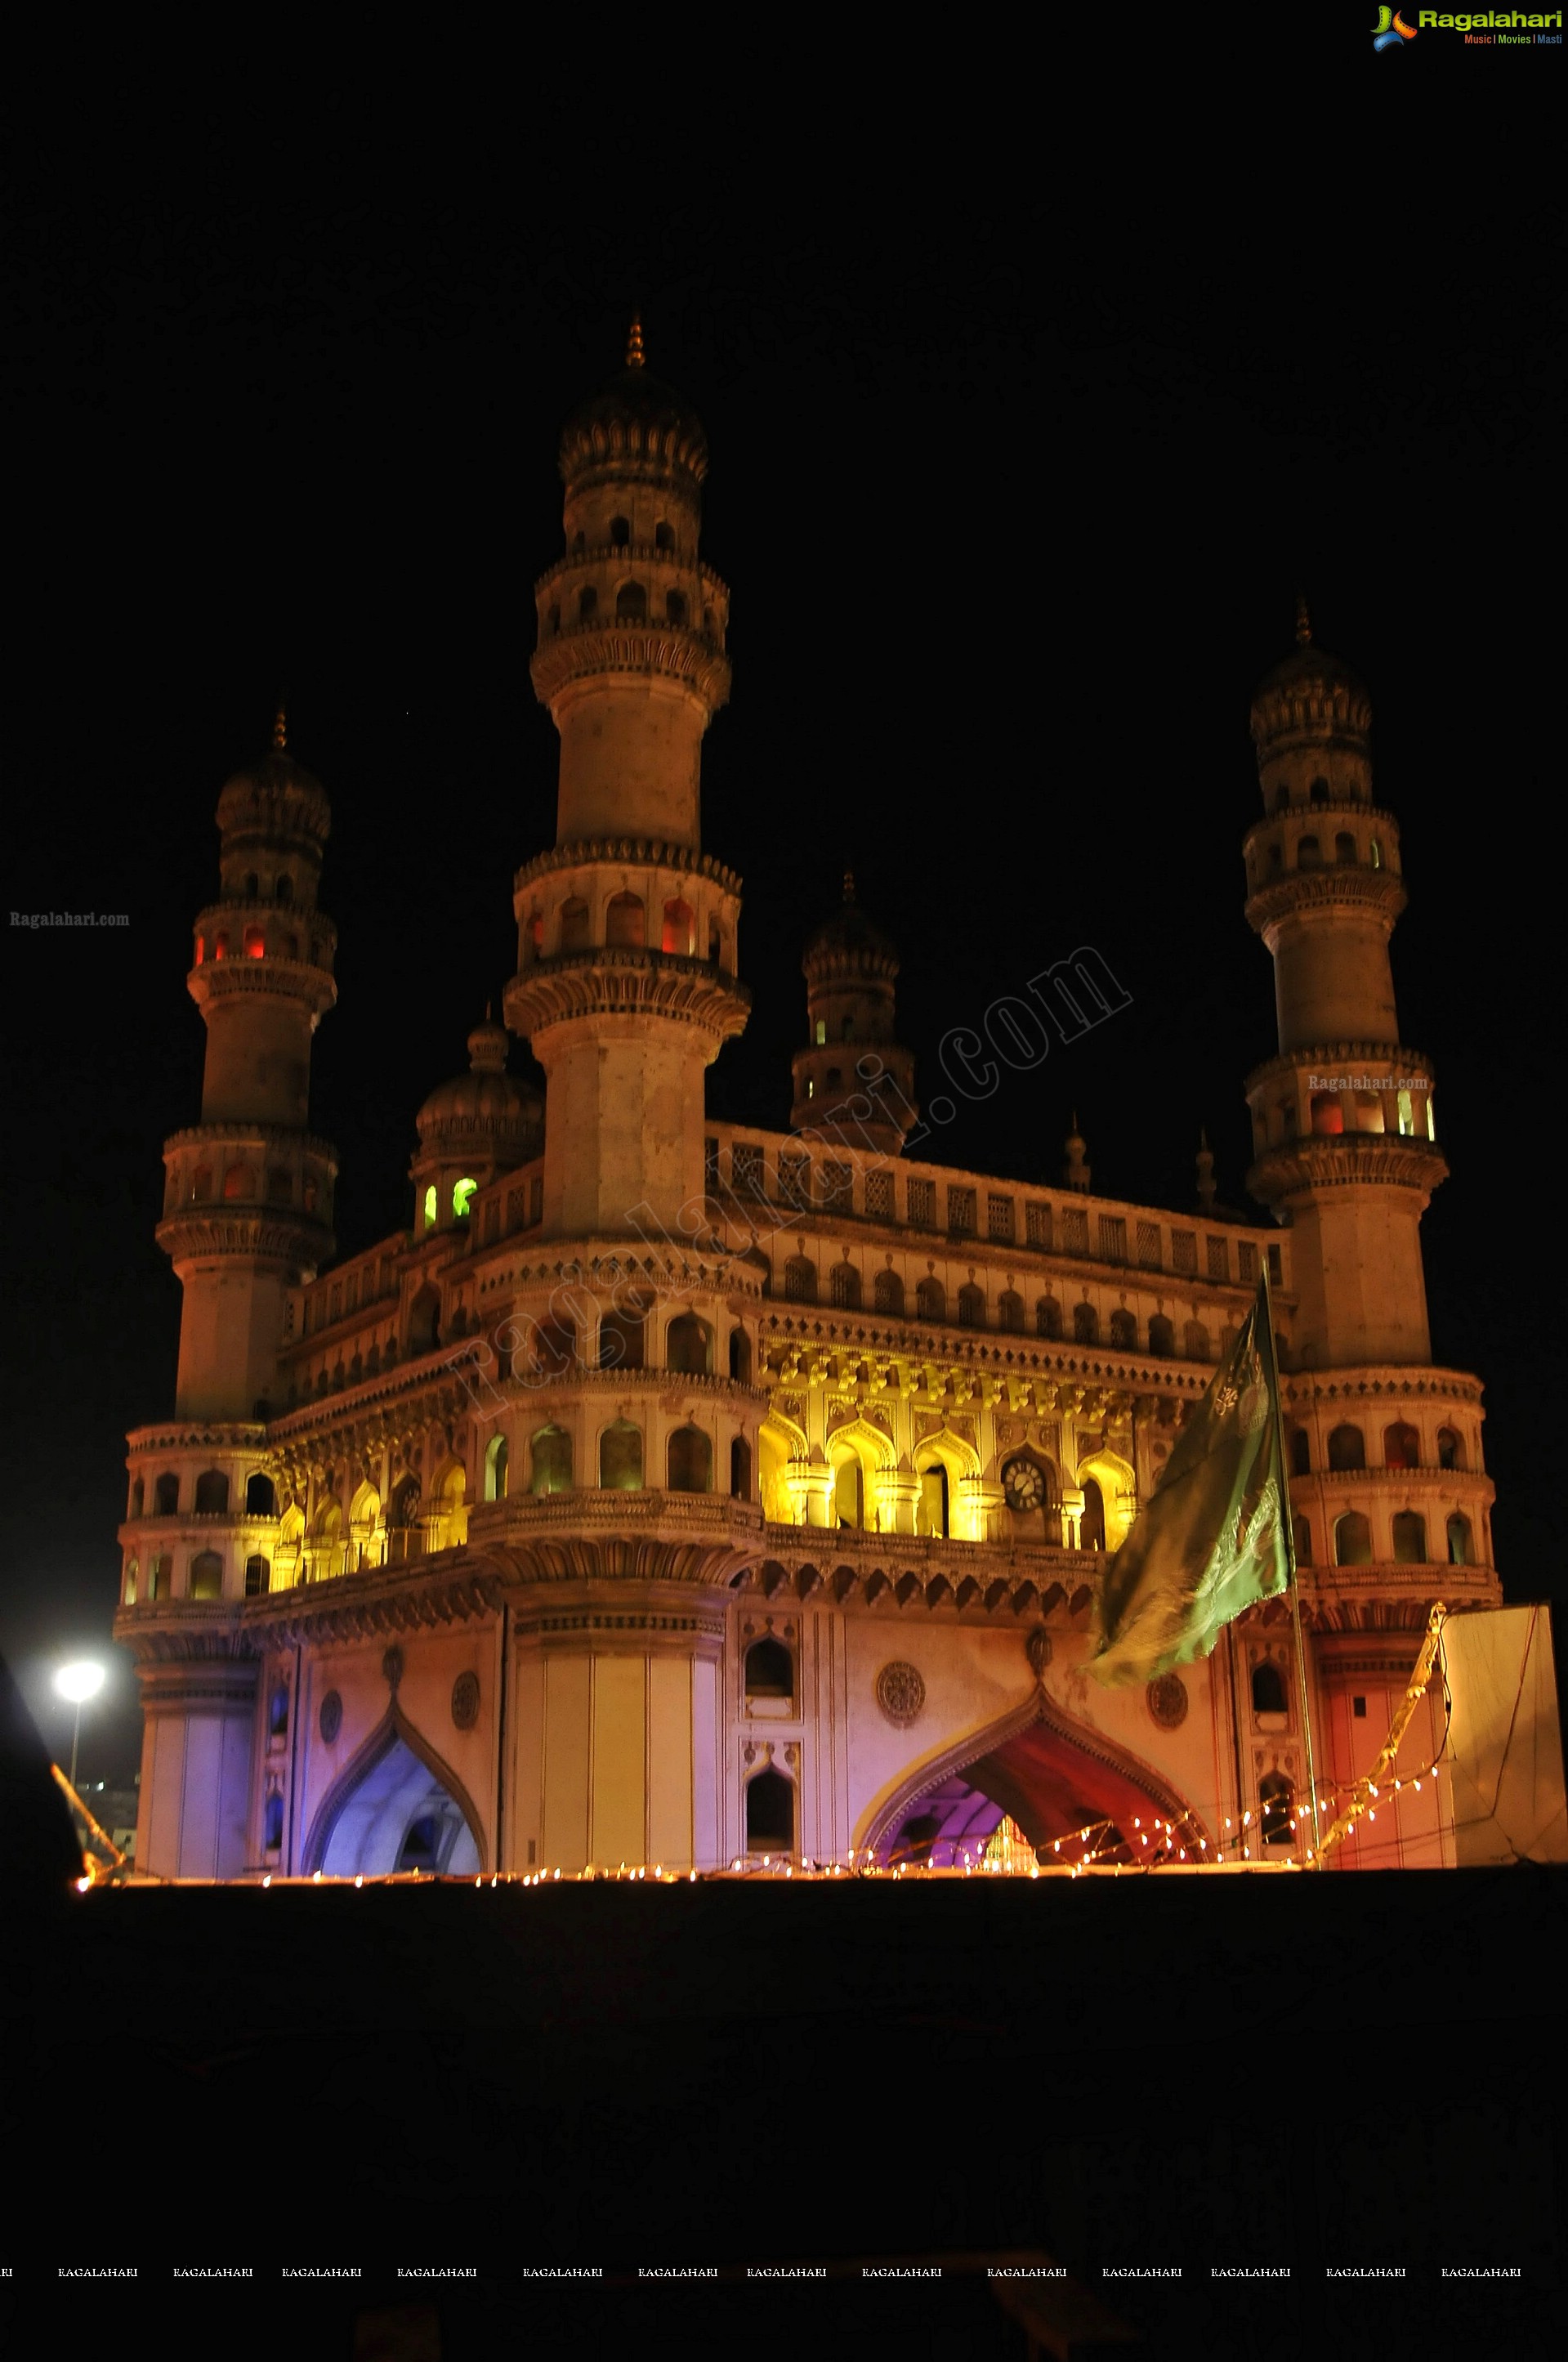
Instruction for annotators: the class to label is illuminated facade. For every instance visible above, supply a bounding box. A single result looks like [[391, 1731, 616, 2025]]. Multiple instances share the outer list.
[[114, 338, 1504, 1881]]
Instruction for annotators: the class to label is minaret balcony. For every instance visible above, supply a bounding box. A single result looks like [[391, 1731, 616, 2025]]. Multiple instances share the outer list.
[[1244, 866, 1408, 937], [1247, 1133, 1448, 1206], [529, 620, 731, 714], [505, 947, 750, 1043]]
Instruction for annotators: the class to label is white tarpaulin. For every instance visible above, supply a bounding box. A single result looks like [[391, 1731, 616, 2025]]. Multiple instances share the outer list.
[[1441, 1606, 1568, 1867]]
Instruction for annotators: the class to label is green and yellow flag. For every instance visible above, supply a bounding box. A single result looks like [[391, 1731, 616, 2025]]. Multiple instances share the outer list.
[[1088, 1275, 1289, 1687]]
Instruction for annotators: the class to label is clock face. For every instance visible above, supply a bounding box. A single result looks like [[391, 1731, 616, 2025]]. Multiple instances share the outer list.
[[1003, 1457, 1046, 1512]]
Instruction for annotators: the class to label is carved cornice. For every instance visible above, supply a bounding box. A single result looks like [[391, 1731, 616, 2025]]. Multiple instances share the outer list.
[[1248, 1135, 1448, 1203], [529, 624, 731, 712], [504, 950, 750, 1040], [127, 1419, 270, 1453], [269, 1339, 493, 1446], [246, 1559, 504, 1647], [163, 1123, 339, 1165], [514, 838, 742, 896], [1279, 1364, 1485, 1408], [156, 1208, 336, 1268], [1245, 869, 1407, 936], [1244, 1043, 1432, 1096], [114, 1601, 257, 1666]]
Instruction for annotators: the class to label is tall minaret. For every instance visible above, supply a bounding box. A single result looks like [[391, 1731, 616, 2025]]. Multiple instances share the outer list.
[[789, 875, 918, 1156], [157, 716, 339, 1418], [507, 321, 748, 1234], [1242, 605, 1444, 1365]]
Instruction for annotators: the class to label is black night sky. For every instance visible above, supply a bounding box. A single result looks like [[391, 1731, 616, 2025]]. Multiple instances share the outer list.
[[3, 90, 1563, 1793]]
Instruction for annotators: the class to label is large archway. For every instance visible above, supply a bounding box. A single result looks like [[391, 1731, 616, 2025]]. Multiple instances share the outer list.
[[302, 1713, 485, 1876], [864, 1690, 1204, 1868]]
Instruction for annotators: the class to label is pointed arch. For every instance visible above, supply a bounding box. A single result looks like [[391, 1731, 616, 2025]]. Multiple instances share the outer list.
[[1075, 1447, 1137, 1554], [300, 1699, 489, 1875], [857, 1685, 1205, 1861]]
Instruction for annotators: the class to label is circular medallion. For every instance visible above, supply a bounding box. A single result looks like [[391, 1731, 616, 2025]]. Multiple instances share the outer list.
[[319, 1689, 342, 1744], [875, 1660, 926, 1728], [451, 1671, 480, 1731], [1146, 1671, 1188, 1730]]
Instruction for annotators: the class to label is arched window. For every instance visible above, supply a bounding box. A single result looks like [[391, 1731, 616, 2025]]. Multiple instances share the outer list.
[[1289, 1429, 1311, 1478], [1272, 782, 1289, 814], [708, 919, 722, 964], [1183, 1319, 1209, 1361], [728, 1326, 752, 1383], [1311, 1091, 1344, 1135], [660, 898, 695, 955], [1392, 1510, 1427, 1563], [547, 602, 560, 637], [190, 1550, 224, 1600], [998, 1290, 1025, 1334], [1335, 831, 1356, 864], [666, 589, 687, 625], [1268, 843, 1284, 874], [1297, 835, 1321, 869], [1109, 1308, 1136, 1349], [745, 1636, 793, 1698], [276, 875, 293, 906], [1259, 1771, 1295, 1846], [615, 580, 647, 619], [745, 1766, 794, 1853], [599, 1420, 642, 1491], [267, 1169, 292, 1203], [1309, 777, 1329, 804], [667, 1313, 712, 1374], [154, 1472, 179, 1517], [150, 1555, 170, 1600], [1073, 1301, 1099, 1346], [1079, 1478, 1107, 1553], [223, 1164, 248, 1200], [668, 1425, 713, 1494], [830, 1263, 862, 1310], [577, 586, 597, 622], [605, 892, 646, 947], [530, 1425, 574, 1496], [1446, 1513, 1472, 1566], [609, 514, 630, 546], [244, 1555, 270, 1597], [599, 1302, 646, 1371], [123, 1559, 139, 1604], [264, 1793, 284, 1850], [409, 1285, 441, 1355], [730, 1437, 752, 1501], [654, 521, 674, 552], [917, 1459, 949, 1538], [1293, 1514, 1313, 1566], [833, 1456, 864, 1528], [243, 924, 266, 960], [1334, 1511, 1372, 1566], [1147, 1313, 1173, 1356], [533, 1317, 576, 1377], [958, 1283, 986, 1328], [130, 1477, 145, 1519], [484, 1435, 508, 1501], [916, 1277, 946, 1324], [874, 1269, 905, 1316], [1037, 1296, 1062, 1340], [194, 1470, 229, 1515], [1252, 1661, 1288, 1716], [1436, 1426, 1465, 1471], [784, 1257, 817, 1304], [422, 1183, 437, 1230], [1369, 838, 1383, 869], [452, 1178, 476, 1220], [244, 1472, 275, 1517], [1327, 1424, 1365, 1471], [1383, 1420, 1420, 1470]]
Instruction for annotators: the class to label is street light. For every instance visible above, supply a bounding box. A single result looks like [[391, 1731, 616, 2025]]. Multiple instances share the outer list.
[[54, 1661, 105, 1789]]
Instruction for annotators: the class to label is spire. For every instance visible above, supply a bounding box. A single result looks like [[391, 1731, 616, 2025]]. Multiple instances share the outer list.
[[1196, 1128, 1217, 1213], [625, 311, 645, 370], [843, 870, 855, 904], [1294, 592, 1312, 647], [1064, 1116, 1090, 1194], [272, 706, 288, 752]]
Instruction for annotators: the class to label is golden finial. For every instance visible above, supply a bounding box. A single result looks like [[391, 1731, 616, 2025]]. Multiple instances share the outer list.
[[272, 706, 287, 751], [843, 870, 855, 903], [626, 311, 645, 369], [1294, 593, 1312, 646]]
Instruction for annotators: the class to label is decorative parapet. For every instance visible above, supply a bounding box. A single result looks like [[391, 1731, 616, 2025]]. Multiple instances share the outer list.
[[1244, 867, 1407, 935], [1248, 1134, 1448, 1202], [505, 947, 749, 1040], [529, 621, 731, 712], [515, 837, 742, 896]]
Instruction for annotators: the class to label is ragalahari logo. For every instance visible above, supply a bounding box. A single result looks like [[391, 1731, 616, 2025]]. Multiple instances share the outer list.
[[1373, 4, 1418, 42]]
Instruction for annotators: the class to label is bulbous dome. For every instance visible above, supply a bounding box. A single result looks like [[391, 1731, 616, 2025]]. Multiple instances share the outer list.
[[802, 873, 899, 983], [215, 714, 331, 846], [558, 318, 708, 490], [1251, 601, 1371, 752], [415, 1018, 541, 1157]]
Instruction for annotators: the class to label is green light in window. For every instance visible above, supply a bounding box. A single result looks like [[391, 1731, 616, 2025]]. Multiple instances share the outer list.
[[453, 1177, 477, 1219], [423, 1184, 437, 1229]]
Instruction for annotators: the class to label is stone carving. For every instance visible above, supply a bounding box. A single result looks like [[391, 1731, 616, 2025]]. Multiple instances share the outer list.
[[382, 1645, 404, 1692], [451, 1671, 480, 1730], [1025, 1629, 1053, 1680], [319, 1689, 342, 1743], [875, 1660, 926, 1728], [1146, 1671, 1188, 1730]]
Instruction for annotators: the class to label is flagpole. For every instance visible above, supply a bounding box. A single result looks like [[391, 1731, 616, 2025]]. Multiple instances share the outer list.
[[1262, 1257, 1324, 1866]]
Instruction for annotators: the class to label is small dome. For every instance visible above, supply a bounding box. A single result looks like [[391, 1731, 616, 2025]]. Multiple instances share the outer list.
[[559, 319, 708, 490], [416, 1017, 541, 1152], [216, 714, 332, 844], [1251, 601, 1371, 749], [802, 873, 899, 980]]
